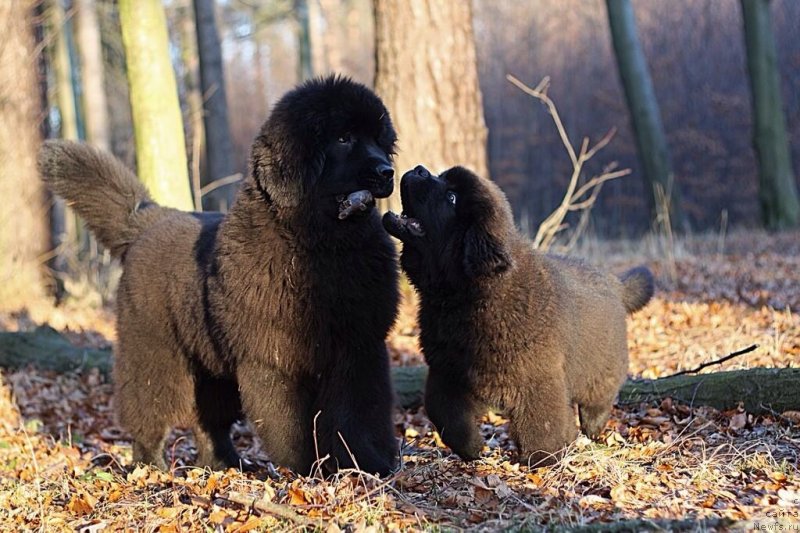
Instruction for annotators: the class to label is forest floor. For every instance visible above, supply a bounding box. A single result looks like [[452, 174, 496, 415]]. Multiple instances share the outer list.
[[0, 229, 799, 531]]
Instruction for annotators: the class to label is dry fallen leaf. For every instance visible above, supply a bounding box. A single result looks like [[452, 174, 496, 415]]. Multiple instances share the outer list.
[[67, 494, 96, 516], [289, 487, 309, 506], [208, 508, 231, 525], [729, 412, 748, 430]]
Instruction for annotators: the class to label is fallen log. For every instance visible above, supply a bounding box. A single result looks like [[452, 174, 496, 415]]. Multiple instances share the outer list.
[[391, 365, 800, 415], [1, 328, 798, 414], [0, 326, 112, 375]]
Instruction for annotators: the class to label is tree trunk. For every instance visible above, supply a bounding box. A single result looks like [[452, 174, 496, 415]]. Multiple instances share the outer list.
[[740, 0, 800, 230], [178, 4, 206, 211], [193, 0, 235, 210], [50, 0, 79, 141], [119, 0, 193, 211], [0, 0, 48, 309], [46, 0, 78, 300], [74, 0, 110, 152], [373, 0, 489, 214], [295, 0, 313, 82], [605, 0, 687, 232]]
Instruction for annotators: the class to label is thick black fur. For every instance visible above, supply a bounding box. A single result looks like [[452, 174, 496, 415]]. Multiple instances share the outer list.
[[40, 76, 400, 476]]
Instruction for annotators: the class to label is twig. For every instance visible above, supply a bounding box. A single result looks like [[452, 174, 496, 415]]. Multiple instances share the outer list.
[[667, 345, 758, 378], [223, 491, 318, 527], [200, 173, 243, 198], [191, 114, 204, 211]]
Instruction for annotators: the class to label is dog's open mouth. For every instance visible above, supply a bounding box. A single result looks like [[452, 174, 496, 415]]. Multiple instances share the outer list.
[[382, 211, 425, 238], [336, 190, 375, 220]]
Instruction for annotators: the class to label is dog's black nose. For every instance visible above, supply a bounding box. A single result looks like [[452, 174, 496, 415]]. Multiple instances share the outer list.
[[377, 164, 394, 180], [414, 165, 430, 179]]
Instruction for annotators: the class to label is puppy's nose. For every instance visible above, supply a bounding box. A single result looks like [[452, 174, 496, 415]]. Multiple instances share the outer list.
[[377, 164, 394, 180], [414, 165, 430, 179]]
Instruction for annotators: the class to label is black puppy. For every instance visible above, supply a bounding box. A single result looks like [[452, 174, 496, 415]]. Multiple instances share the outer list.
[[40, 76, 401, 475], [384, 166, 653, 466]]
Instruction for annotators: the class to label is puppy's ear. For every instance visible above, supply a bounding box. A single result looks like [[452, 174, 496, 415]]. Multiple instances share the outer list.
[[250, 131, 325, 208], [463, 224, 513, 278]]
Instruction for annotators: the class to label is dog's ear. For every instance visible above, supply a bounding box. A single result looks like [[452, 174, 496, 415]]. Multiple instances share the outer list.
[[463, 223, 513, 278], [250, 128, 325, 209]]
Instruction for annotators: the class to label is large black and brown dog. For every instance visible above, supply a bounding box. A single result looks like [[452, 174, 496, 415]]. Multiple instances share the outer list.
[[383, 165, 653, 466], [39, 76, 400, 476]]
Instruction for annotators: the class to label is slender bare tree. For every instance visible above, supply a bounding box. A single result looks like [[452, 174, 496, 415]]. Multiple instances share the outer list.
[[193, 0, 236, 210], [740, 0, 799, 229], [295, 0, 313, 81], [75, 0, 110, 152], [606, 0, 686, 231], [45, 0, 81, 296]]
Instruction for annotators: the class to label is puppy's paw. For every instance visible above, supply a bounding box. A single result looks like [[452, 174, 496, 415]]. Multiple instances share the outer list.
[[519, 449, 561, 469], [449, 435, 485, 462]]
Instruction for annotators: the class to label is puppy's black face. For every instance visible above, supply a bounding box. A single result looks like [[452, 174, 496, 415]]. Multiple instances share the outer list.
[[383, 166, 515, 288], [250, 75, 397, 219]]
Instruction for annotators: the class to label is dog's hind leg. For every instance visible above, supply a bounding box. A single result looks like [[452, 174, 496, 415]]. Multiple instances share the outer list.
[[193, 426, 244, 470], [510, 373, 577, 468], [132, 429, 169, 470], [114, 335, 194, 471], [194, 373, 249, 470]]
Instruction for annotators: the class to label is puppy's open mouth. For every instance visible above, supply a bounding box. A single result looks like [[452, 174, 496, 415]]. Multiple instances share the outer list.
[[382, 211, 425, 238], [336, 190, 375, 220]]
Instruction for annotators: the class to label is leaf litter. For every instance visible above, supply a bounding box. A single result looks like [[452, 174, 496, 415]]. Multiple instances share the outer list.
[[0, 230, 798, 530]]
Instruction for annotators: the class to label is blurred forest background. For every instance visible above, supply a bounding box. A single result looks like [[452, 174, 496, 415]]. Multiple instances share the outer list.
[[3, 3, 800, 529], [1, 0, 799, 307]]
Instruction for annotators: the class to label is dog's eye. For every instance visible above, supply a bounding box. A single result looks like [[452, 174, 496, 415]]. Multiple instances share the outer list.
[[337, 133, 353, 144], [446, 191, 457, 206]]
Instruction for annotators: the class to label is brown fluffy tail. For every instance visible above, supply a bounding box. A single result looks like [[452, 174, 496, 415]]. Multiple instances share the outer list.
[[38, 140, 166, 258], [619, 266, 654, 313]]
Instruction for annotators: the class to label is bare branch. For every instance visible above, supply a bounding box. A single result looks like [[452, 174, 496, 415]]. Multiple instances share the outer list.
[[507, 74, 578, 167], [199, 173, 243, 197], [507, 75, 631, 252]]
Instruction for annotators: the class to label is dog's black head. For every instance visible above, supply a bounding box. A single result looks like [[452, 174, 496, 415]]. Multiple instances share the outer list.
[[383, 165, 515, 287], [249, 75, 397, 216]]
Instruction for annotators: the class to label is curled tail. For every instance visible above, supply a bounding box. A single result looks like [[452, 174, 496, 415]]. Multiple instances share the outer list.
[[619, 266, 654, 313], [38, 140, 168, 258]]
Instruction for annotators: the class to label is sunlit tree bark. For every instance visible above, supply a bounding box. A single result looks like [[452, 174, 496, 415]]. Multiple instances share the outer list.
[[119, 0, 193, 210], [373, 0, 489, 213], [0, 0, 48, 307]]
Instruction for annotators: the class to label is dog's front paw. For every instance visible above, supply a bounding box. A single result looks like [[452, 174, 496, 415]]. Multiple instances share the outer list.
[[448, 433, 484, 461]]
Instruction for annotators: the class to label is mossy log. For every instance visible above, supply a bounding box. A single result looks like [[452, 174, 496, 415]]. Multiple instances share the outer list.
[[391, 365, 800, 414], [0, 326, 112, 376], [1, 328, 798, 415]]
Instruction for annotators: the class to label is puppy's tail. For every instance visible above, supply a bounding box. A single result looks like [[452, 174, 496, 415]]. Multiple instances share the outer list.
[[619, 266, 654, 314], [38, 140, 169, 258]]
